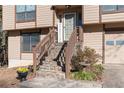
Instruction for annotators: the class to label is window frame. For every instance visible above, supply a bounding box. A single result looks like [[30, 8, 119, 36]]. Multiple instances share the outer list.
[[21, 32, 40, 53], [16, 5, 36, 23], [101, 5, 124, 14]]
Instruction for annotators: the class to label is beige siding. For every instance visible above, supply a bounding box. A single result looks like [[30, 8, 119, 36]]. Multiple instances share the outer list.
[[21, 53, 33, 60], [83, 25, 103, 59], [105, 31, 124, 63], [55, 12, 59, 26], [16, 22, 36, 29], [102, 13, 124, 23], [8, 29, 49, 67], [83, 5, 99, 24], [8, 31, 20, 60], [37, 5, 53, 27], [2, 6, 15, 30]]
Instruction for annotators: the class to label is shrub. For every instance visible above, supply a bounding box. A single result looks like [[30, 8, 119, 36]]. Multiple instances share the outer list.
[[71, 64, 104, 81], [71, 47, 101, 71], [72, 71, 96, 81], [91, 64, 104, 76]]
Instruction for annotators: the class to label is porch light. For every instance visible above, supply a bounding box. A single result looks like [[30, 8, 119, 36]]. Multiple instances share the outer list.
[[65, 5, 71, 9]]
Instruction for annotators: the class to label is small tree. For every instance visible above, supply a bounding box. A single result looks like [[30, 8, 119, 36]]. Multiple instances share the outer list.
[[0, 31, 8, 66]]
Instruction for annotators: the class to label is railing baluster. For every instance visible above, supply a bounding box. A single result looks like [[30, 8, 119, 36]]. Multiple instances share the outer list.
[[33, 47, 37, 76]]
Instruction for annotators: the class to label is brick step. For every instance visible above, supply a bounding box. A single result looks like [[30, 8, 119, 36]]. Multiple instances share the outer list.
[[39, 68, 62, 72], [38, 43, 65, 79], [40, 65, 61, 70], [42, 61, 57, 65], [37, 71, 65, 79]]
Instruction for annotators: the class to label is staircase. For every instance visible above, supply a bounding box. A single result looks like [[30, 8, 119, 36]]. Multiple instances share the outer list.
[[37, 43, 66, 79], [32, 26, 83, 79]]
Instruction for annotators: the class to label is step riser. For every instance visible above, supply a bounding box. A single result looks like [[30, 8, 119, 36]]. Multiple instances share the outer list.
[[38, 43, 65, 78]]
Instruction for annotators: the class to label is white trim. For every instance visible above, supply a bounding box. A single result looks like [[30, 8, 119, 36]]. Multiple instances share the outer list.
[[63, 12, 76, 41], [57, 22, 63, 43], [8, 59, 33, 68]]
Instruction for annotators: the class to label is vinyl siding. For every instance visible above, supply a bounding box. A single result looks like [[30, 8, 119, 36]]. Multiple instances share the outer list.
[[16, 22, 36, 29], [102, 13, 124, 23], [36, 5, 53, 27], [2, 5, 15, 30], [3, 5, 53, 31], [83, 25, 103, 58], [8, 29, 49, 67], [8, 31, 20, 60], [105, 31, 124, 63], [83, 5, 100, 24]]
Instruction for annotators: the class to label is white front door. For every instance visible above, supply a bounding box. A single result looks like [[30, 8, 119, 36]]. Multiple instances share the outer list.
[[64, 13, 76, 41]]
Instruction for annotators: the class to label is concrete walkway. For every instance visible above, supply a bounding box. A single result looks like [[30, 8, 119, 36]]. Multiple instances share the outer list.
[[103, 64, 124, 88], [20, 77, 102, 88], [20, 64, 124, 88]]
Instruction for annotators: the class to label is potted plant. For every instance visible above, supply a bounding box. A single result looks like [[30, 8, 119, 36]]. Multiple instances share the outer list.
[[17, 67, 29, 81]]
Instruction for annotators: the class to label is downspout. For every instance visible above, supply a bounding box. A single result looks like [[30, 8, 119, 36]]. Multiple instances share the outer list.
[[52, 6, 55, 27], [99, 5, 105, 64], [51, 6, 56, 44], [102, 24, 105, 64]]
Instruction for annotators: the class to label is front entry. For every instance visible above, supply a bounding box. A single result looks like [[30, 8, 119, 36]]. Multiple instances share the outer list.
[[64, 13, 76, 41]]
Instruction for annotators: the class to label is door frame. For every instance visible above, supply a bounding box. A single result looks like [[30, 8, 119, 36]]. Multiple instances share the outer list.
[[63, 12, 77, 41]]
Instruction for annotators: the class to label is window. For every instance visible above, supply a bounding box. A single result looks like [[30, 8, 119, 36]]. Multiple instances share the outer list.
[[22, 33, 40, 52], [118, 5, 124, 10], [102, 5, 116, 12], [16, 5, 36, 22], [106, 40, 114, 45], [116, 40, 124, 45], [102, 5, 124, 13]]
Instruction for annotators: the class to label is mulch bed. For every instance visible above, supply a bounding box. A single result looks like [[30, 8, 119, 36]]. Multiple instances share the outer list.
[[0, 67, 34, 88]]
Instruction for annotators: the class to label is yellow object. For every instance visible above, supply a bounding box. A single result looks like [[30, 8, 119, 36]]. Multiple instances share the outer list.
[[17, 67, 29, 73]]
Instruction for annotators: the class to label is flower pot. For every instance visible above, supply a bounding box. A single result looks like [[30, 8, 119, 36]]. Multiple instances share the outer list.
[[17, 71, 28, 81]]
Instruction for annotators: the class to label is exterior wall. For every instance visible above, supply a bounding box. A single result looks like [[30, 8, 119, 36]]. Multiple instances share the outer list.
[[37, 5, 53, 27], [83, 5, 100, 24], [83, 24, 103, 63], [8, 29, 48, 68], [105, 31, 124, 64], [8, 31, 20, 60], [83, 5, 124, 24], [8, 31, 22, 67], [54, 11, 59, 27], [2, 5, 15, 30], [16, 22, 36, 29], [2, 5, 53, 31], [102, 13, 124, 23]]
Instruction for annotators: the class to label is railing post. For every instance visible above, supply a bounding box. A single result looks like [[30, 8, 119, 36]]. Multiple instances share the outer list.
[[53, 27, 55, 44], [65, 44, 70, 79], [32, 46, 36, 77], [79, 26, 83, 43]]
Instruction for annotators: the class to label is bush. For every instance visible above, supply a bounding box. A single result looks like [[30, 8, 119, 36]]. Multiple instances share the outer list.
[[71, 64, 104, 81], [91, 64, 104, 76], [72, 71, 96, 81], [71, 47, 101, 71]]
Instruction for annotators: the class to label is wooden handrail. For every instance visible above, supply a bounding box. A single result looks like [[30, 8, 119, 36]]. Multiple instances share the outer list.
[[65, 26, 83, 79], [32, 27, 55, 76]]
